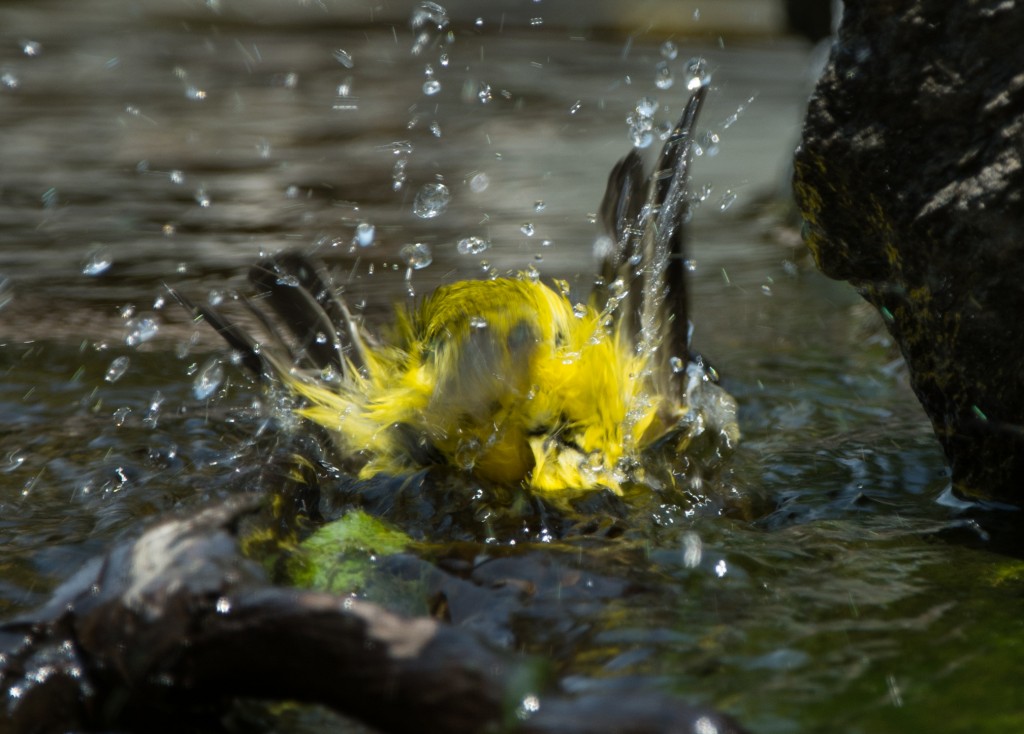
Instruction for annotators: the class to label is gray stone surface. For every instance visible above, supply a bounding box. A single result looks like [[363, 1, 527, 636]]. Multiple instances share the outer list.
[[794, 0, 1024, 504]]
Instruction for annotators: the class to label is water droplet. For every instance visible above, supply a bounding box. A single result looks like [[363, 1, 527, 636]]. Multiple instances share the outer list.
[[337, 77, 354, 97], [1, 72, 19, 90], [572, 303, 587, 319], [169, 170, 185, 185], [457, 236, 489, 255], [477, 82, 492, 104], [429, 120, 442, 137], [215, 596, 232, 614], [105, 356, 130, 383], [533, 200, 546, 212], [469, 315, 488, 329], [401, 242, 433, 269], [670, 355, 685, 373], [112, 406, 132, 427], [21, 40, 42, 57], [410, 2, 450, 56], [636, 96, 659, 117], [125, 317, 159, 347], [422, 63, 441, 95], [41, 188, 58, 208], [82, 247, 113, 276], [276, 274, 299, 287], [718, 189, 737, 211], [333, 49, 354, 68], [685, 57, 710, 90], [194, 186, 211, 208], [541, 239, 553, 247], [474, 17, 484, 28], [144, 391, 165, 428], [354, 222, 375, 247], [529, 17, 543, 26], [661, 41, 678, 60], [469, 172, 489, 192], [392, 158, 408, 191], [630, 128, 653, 148], [413, 182, 450, 218], [193, 358, 224, 400], [520, 222, 535, 237], [568, 100, 581, 114], [699, 130, 721, 157], [654, 61, 674, 90], [185, 86, 207, 101], [256, 138, 271, 158]]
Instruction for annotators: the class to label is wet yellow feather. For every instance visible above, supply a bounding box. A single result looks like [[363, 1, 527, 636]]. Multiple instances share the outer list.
[[282, 277, 678, 494]]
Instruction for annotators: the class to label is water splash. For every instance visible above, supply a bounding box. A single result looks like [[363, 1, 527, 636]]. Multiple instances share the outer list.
[[353, 222, 375, 248], [413, 182, 450, 218], [401, 242, 433, 270], [422, 64, 441, 95], [332, 49, 354, 69], [685, 57, 710, 90], [469, 172, 489, 192], [654, 61, 674, 90], [457, 236, 489, 255], [392, 158, 408, 191], [125, 317, 159, 347], [105, 356, 130, 383], [82, 246, 113, 276], [410, 2, 450, 56], [193, 358, 225, 400]]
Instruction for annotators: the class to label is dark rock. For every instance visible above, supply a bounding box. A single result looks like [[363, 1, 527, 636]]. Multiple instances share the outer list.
[[793, 0, 1024, 505]]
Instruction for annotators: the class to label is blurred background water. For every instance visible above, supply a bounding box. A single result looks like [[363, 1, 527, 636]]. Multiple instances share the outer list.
[[2, 1, 1022, 733]]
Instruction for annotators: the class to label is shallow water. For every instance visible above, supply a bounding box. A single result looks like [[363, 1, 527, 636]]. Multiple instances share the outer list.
[[2, 3, 1023, 733]]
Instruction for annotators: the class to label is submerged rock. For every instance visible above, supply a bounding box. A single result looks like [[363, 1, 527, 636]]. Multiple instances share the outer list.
[[793, 0, 1024, 505]]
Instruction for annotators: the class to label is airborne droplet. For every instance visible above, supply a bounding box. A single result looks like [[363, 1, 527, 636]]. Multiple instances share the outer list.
[[82, 246, 113, 276], [457, 236, 489, 255], [105, 356, 130, 383], [400, 242, 433, 269], [192, 358, 225, 400], [413, 182, 450, 218]]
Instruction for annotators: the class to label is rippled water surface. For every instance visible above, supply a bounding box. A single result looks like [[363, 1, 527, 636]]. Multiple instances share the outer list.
[[2, 3, 1022, 733]]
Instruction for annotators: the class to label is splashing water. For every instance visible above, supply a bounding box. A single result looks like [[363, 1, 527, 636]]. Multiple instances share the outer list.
[[400, 242, 433, 270], [332, 49, 354, 69], [353, 222, 375, 248], [655, 61, 674, 90], [685, 57, 711, 90], [104, 356, 130, 383], [192, 358, 225, 400], [410, 2, 449, 56], [125, 317, 159, 347], [82, 246, 113, 276], [412, 182, 450, 218], [457, 236, 489, 255]]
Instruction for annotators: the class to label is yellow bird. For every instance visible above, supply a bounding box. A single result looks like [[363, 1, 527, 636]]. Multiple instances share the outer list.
[[174, 85, 737, 495]]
